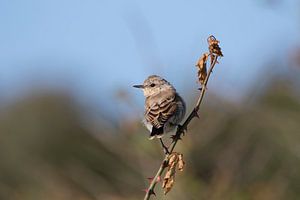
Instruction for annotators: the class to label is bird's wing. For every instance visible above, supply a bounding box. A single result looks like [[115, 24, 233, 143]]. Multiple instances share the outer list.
[[145, 94, 178, 129]]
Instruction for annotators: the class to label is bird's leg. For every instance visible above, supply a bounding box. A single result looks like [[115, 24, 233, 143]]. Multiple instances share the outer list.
[[159, 138, 170, 155]]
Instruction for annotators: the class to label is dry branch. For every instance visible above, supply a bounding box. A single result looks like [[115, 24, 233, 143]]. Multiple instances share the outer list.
[[143, 35, 223, 200]]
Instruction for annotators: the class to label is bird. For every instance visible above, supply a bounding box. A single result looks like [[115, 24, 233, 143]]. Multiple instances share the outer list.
[[133, 75, 186, 140]]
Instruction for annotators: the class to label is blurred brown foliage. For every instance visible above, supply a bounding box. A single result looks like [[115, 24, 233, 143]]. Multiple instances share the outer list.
[[0, 76, 300, 200], [162, 152, 185, 195]]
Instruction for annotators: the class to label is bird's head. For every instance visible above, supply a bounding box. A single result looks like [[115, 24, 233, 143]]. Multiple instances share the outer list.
[[133, 75, 175, 97]]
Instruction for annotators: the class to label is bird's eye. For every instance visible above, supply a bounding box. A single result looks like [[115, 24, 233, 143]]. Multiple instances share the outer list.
[[150, 83, 155, 87]]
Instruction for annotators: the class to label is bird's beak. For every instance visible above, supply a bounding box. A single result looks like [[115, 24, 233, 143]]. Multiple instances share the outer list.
[[133, 84, 144, 89]]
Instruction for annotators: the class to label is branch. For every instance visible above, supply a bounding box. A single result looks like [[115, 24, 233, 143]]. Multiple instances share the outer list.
[[169, 55, 218, 152], [143, 35, 222, 200]]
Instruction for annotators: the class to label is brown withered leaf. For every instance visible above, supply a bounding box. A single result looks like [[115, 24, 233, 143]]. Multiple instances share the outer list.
[[207, 35, 223, 58], [162, 152, 185, 195], [178, 154, 185, 171], [195, 53, 208, 85], [162, 153, 178, 194], [162, 169, 175, 194]]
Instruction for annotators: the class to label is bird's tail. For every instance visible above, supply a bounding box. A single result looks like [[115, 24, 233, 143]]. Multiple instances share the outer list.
[[149, 126, 164, 140]]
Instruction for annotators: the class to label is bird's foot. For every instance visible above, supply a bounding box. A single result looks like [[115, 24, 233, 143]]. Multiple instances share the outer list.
[[171, 125, 186, 143]]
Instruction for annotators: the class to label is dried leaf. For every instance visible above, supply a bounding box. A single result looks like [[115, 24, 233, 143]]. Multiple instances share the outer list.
[[162, 170, 175, 194], [207, 35, 223, 58], [168, 153, 179, 166], [162, 152, 185, 194], [178, 154, 185, 171], [195, 53, 208, 85]]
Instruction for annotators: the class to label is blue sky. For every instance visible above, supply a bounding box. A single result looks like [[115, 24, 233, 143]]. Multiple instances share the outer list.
[[0, 0, 299, 118]]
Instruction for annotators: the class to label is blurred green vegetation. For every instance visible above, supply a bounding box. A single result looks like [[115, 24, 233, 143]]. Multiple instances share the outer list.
[[0, 77, 299, 200]]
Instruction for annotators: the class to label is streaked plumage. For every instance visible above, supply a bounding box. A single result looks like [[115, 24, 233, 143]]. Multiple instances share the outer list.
[[133, 75, 186, 140]]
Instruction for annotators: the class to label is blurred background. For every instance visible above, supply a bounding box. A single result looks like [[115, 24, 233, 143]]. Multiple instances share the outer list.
[[0, 0, 300, 199]]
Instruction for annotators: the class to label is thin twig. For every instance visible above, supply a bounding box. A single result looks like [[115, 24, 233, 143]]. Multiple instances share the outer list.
[[159, 138, 170, 155], [143, 55, 219, 200]]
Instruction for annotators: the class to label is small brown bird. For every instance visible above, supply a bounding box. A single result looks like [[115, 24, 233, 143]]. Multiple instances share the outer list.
[[133, 75, 186, 140]]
